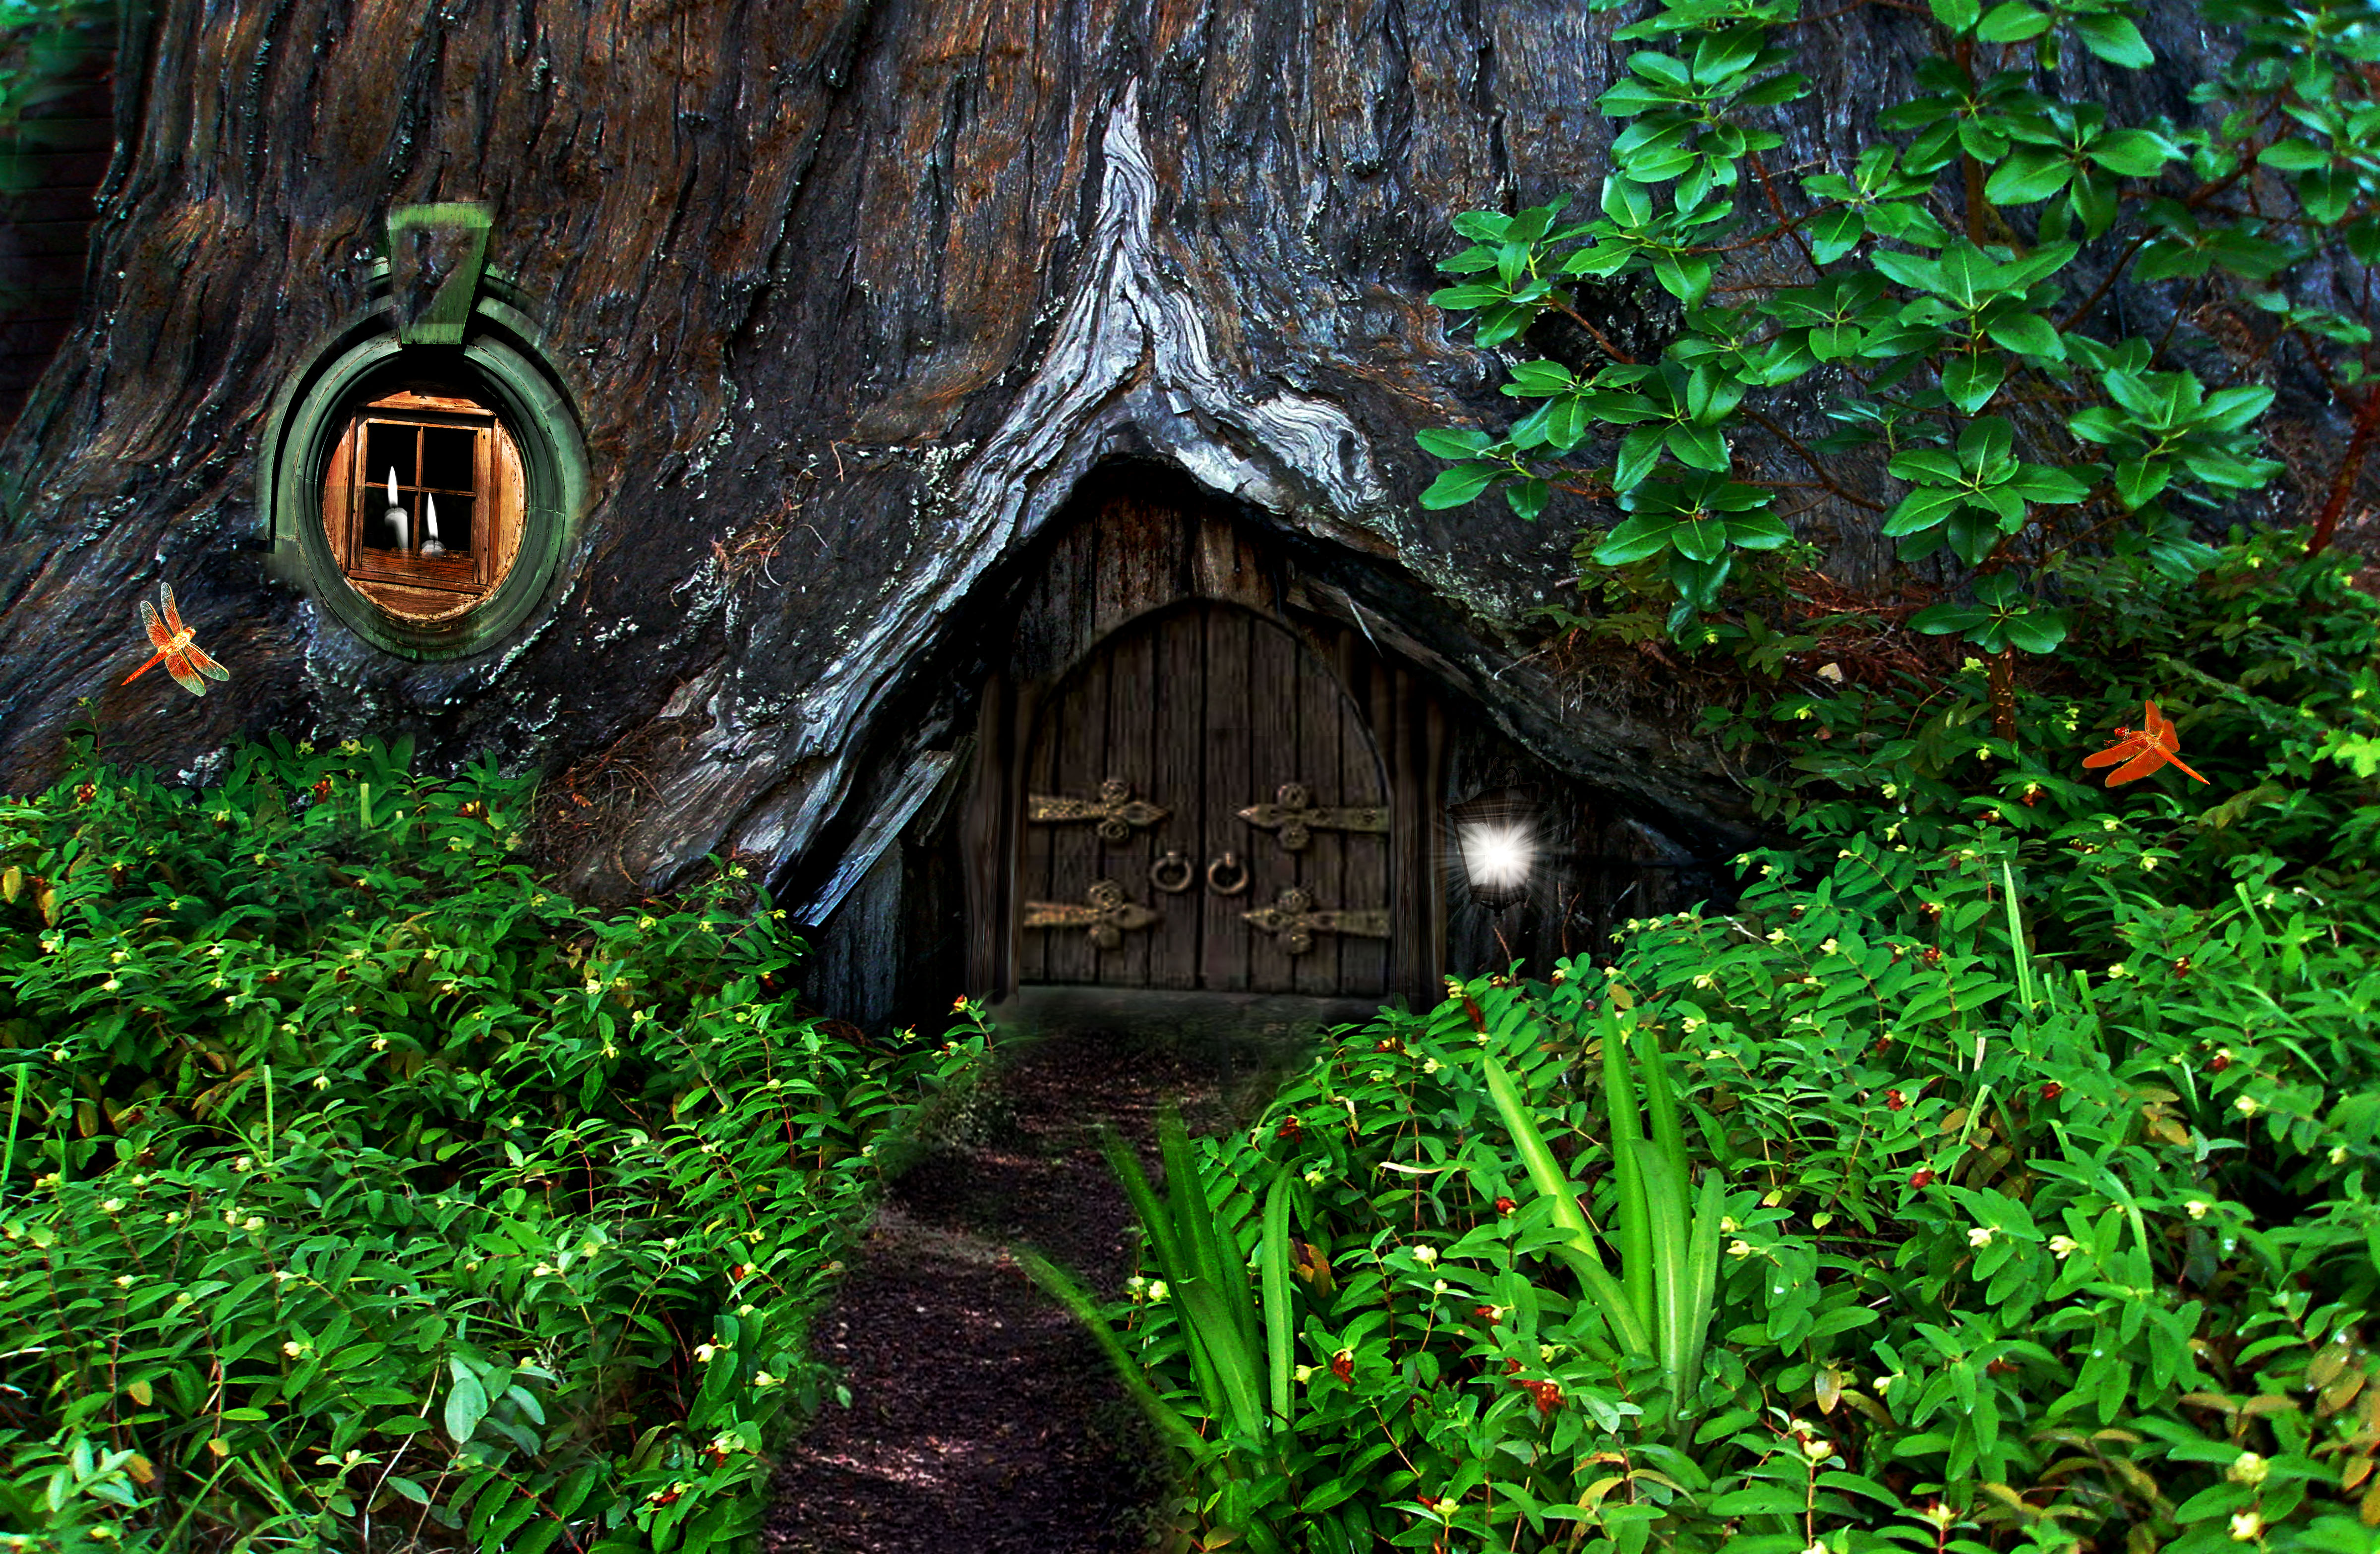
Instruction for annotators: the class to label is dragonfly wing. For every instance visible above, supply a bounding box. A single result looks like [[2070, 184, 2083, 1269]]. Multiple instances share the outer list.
[[140, 597, 173, 650], [164, 651, 207, 696], [2143, 700, 2182, 754], [2104, 747, 2167, 786], [183, 641, 230, 681], [2082, 736, 2143, 770], [159, 580, 184, 637]]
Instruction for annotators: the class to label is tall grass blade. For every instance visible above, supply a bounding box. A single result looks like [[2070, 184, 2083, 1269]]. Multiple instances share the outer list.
[[1482, 1053, 1651, 1357], [1681, 1165, 1724, 1402], [2002, 860, 2036, 1019], [1634, 1137, 1692, 1413], [1601, 1018, 1655, 1336], [0, 1062, 24, 1213], [1259, 1172, 1295, 1428], [1015, 1248, 1209, 1459]]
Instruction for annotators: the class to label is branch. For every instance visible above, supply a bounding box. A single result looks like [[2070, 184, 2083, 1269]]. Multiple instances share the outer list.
[[1743, 410, 1888, 512]]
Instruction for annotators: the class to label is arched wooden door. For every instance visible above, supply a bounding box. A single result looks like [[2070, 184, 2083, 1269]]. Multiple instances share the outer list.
[[1017, 602, 1391, 996]]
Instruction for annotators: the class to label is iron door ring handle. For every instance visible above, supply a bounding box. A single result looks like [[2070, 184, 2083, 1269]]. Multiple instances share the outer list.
[[1206, 852, 1250, 896], [1150, 850, 1195, 894]]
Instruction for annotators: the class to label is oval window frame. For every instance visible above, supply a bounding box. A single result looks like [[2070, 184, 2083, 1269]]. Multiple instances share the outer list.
[[261, 291, 586, 660]]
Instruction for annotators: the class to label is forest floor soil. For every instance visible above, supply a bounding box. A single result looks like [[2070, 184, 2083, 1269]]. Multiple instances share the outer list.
[[761, 986, 1373, 1554]]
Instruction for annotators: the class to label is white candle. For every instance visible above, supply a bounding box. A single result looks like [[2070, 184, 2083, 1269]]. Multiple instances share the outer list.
[[387, 467, 399, 507]]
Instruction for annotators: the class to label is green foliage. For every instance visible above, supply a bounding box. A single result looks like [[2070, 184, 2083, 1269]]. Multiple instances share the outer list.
[[1073, 534, 2380, 1550], [1418, 0, 2380, 660], [0, 736, 983, 1552]]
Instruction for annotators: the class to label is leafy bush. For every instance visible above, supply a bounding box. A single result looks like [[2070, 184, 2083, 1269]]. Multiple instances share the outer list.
[[1079, 538, 2380, 1552], [0, 735, 981, 1552], [1420, 0, 2380, 735]]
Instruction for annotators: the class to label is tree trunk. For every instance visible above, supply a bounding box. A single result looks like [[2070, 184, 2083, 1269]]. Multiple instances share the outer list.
[[0, 0, 2209, 928]]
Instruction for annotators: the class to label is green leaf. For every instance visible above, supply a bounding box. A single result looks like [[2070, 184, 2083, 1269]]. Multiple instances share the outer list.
[[1928, 0, 1981, 31], [1415, 428, 1493, 460], [1984, 310, 2064, 360], [1808, 207, 1865, 265], [2088, 128, 2176, 177], [1910, 602, 1988, 635], [2001, 608, 2069, 654], [1976, 0, 2049, 39], [1984, 149, 2074, 206], [2112, 457, 2171, 509], [2072, 12, 2152, 66], [1421, 463, 1499, 510], [444, 1358, 489, 1446], [1941, 353, 2005, 414], [1596, 514, 1683, 565]]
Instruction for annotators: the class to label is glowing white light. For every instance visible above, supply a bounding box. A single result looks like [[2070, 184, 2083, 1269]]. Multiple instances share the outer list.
[[1459, 823, 1534, 891]]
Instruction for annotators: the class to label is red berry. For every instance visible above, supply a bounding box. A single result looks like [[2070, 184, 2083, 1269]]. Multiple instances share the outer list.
[[2208, 1052, 2232, 1074], [1493, 1197, 1518, 1215], [1909, 1167, 1937, 1188], [1885, 1089, 1906, 1112], [1475, 1305, 1500, 1325], [2040, 1082, 2063, 1101], [1331, 1350, 1354, 1383]]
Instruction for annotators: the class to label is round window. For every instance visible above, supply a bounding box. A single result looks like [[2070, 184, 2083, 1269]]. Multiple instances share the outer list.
[[321, 384, 526, 623], [262, 307, 585, 660]]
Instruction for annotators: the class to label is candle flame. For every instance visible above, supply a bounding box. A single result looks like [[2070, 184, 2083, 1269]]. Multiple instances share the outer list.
[[387, 467, 398, 506], [425, 490, 440, 541]]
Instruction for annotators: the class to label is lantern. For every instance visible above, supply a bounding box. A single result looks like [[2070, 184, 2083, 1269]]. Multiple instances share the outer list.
[[1449, 786, 1536, 913]]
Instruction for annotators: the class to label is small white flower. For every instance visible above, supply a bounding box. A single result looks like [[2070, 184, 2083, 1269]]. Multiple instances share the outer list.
[[1719, 1216, 1738, 1233], [1421, 1057, 1442, 1075], [1727, 1239, 1753, 1259], [694, 1343, 719, 1362], [1304, 1167, 1326, 1186], [1431, 1278, 1449, 1294], [233, 1156, 252, 1173], [113, 1274, 133, 1288], [243, 1215, 264, 1230], [1802, 1438, 1833, 1462], [371, 1037, 389, 1052], [2185, 1200, 2210, 1220], [751, 1370, 781, 1388], [2049, 1235, 2080, 1259], [2230, 1510, 2262, 1541], [2332, 1145, 2350, 1165], [283, 1340, 309, 1358], [2228, 1451, 2269, 1487], [1294, 1364, 1317, 1383], [2236, 1094, 2261, 1117], [101, 1198, 123, 1214], [1539, 1343, 1557, 1364], [1146, 1280, 1169, 1304], [1410, 1245, 1438, 1267], [311, 1075, 330, 1090], [1967, 1226, 1994, 1248]]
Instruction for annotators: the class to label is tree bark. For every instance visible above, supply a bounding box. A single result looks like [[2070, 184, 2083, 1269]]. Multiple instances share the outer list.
[[0, 0, 2208, 904]]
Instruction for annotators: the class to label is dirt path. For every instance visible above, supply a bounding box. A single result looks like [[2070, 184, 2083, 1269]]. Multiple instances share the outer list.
[[762, 990, 1368, 1554]]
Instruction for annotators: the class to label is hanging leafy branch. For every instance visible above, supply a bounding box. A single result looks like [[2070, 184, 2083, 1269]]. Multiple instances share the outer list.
[[1418, 0, 2380, 738]]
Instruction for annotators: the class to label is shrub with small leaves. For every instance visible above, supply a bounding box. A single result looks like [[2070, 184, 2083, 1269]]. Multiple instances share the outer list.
[[0, 735, 985, 1552]]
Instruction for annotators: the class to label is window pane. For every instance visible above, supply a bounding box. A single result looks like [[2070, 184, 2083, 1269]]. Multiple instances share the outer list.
[[363, 423, 416, 491], [426, 491, 474, 555], [419, 426, 476, 492], [364, 494, 409, 552]]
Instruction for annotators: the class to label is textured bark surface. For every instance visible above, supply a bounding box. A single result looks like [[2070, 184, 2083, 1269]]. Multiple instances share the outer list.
[[0, 0, 2217, 907]]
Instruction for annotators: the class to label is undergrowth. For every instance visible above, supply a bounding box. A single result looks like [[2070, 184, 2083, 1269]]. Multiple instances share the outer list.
[[0, 734, 984, 1552]]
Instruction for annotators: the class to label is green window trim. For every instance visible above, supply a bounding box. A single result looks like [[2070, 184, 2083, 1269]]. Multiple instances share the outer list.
[[259, 284, 587, 661]]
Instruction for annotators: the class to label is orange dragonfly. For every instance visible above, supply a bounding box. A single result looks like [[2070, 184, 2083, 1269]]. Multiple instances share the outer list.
[[2082, 699, 2208, 787], [121, 581, 229, 697]]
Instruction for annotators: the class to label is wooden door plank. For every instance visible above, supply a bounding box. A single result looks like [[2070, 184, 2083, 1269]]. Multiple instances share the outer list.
[[1246, 616, 1302, 994], [1149, 607, 1204, 989], [1096, 620, 1157, 987], [1041, 649, 1111, 983], [1200, 606, 1255, 991]]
